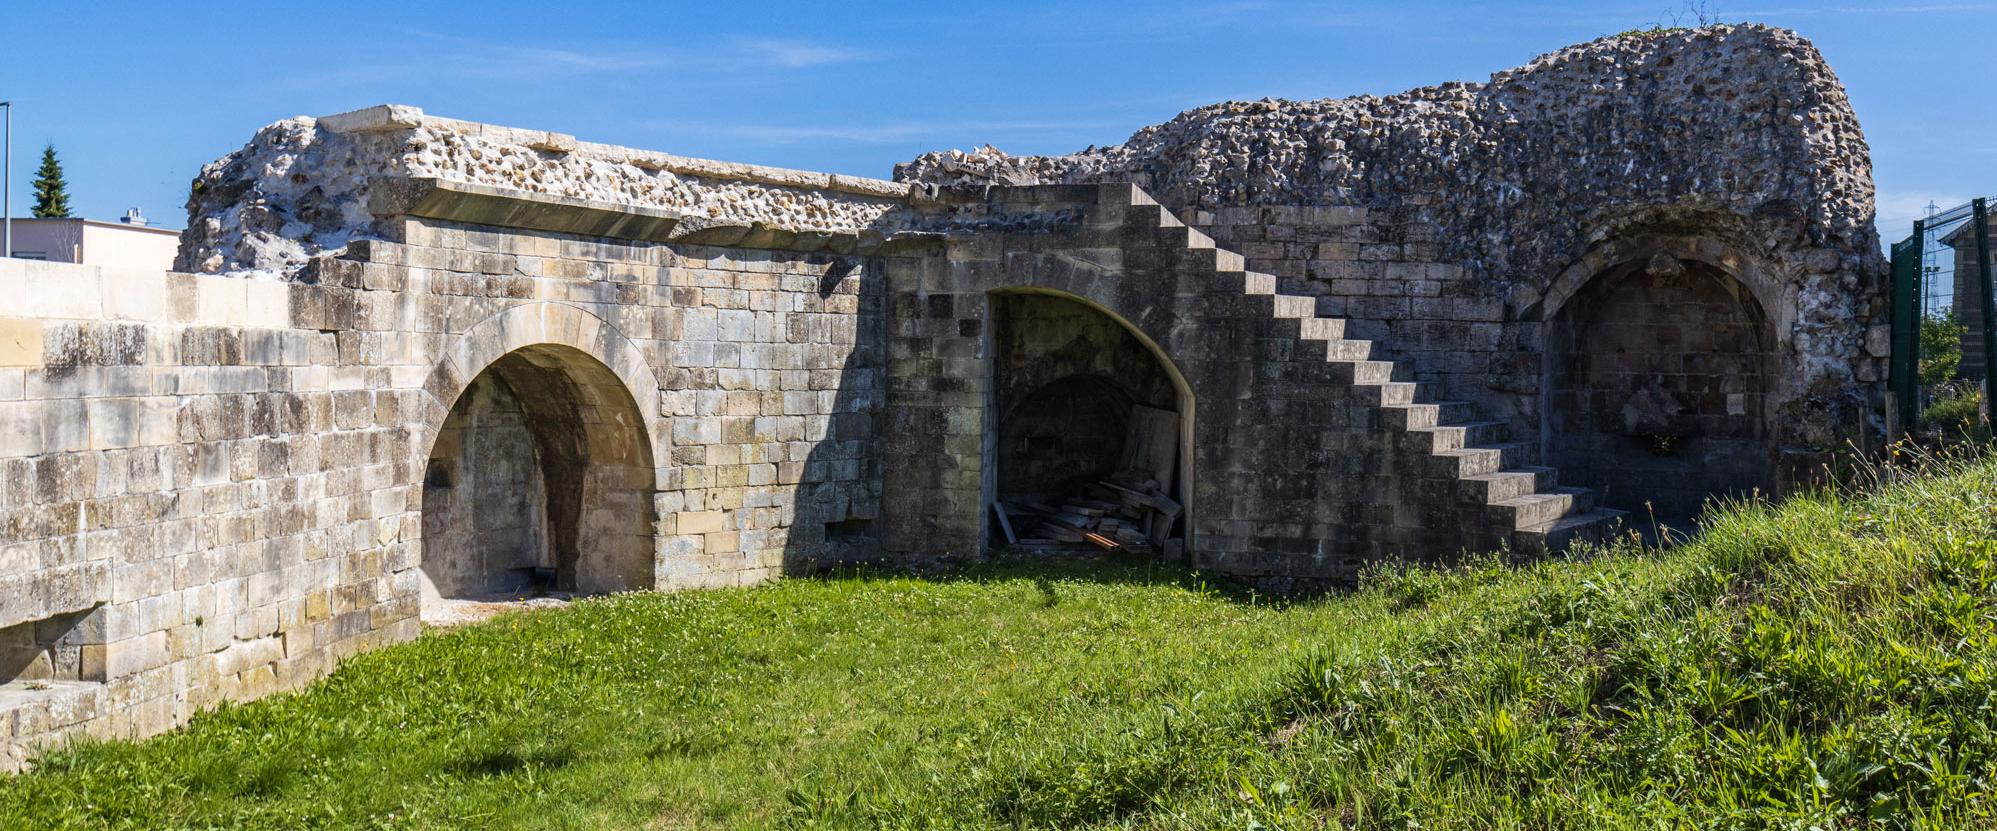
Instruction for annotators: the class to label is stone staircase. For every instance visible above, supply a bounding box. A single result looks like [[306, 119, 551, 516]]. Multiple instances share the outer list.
[[1118, 187, 1628, 555]]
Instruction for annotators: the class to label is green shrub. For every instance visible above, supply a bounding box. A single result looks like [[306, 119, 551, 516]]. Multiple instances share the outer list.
[[1922, 389, 1984, 439], [1921, 311, 1966, 385]]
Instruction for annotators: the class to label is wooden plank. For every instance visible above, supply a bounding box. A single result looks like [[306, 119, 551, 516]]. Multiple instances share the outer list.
[[992, 501, 1018, 545], [1118, 405, 1179, 494], [1099, 480, 1182, 518], [1053, 511, 1095, 528]]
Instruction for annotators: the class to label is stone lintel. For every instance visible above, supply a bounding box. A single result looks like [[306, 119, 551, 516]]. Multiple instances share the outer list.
[[367, 177, 911, 254], [316, 104, 426, 134], [370, 177, 684, 244], [0, 561, 110, 632]]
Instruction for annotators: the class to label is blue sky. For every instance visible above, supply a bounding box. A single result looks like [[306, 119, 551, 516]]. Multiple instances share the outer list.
[[1, 1, 1992, 244]]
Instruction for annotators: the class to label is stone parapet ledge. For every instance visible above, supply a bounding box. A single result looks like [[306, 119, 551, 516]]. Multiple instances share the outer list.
[[319, 105, 912, 201], [178, 105, 928, 278]]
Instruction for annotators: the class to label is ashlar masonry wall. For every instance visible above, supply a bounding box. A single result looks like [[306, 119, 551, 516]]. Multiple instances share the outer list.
[[0, 221, 888, 768], [901, 24, 1893, 494]]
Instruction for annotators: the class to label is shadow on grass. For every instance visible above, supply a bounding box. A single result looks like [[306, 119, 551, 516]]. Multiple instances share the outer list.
[[787, 552, 1311, 607], [448, 742, 577, 779]]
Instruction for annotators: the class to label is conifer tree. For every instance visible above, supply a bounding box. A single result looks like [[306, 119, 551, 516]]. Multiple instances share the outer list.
[[32, 143, 71, 219]]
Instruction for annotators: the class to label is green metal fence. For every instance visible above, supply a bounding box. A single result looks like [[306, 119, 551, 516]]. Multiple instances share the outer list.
[[1890, 197, 1997, 435]]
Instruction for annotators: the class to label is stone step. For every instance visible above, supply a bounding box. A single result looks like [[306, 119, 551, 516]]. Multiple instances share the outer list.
[[1122, 202, 1183, 231], [1370, 381, 1422, 406], [1405, 420, 1508, 452], [1432, 442, 1537, 478], [1489, 486, 1596, 530], [1271, 293, 1317, 319], [1296, 316, 1347, 342], [1513, 508, 1629, 556], [1333, 359, 1397, 385], [1379, 400, 1477, 430], [1326, 338, 1374, 361], [1153, 224, 1211, 249], [1459, 466, 1559, 504], [1197, 249, 1249, 273]]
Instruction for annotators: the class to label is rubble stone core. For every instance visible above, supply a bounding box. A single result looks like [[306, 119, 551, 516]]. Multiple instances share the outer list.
[[2, 23, 1884, 765]]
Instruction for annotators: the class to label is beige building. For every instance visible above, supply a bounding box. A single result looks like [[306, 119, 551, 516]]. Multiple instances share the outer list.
[[5, 212, 181, 272]]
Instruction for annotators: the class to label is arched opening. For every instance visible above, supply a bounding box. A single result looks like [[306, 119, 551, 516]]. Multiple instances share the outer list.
[[420, 344, 657, 610], [989, 291, 1192, 557], [1543, 255, 1775, 526]]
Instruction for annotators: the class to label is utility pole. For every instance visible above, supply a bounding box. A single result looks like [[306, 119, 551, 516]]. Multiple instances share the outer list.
[[2, 101, 11, 259]]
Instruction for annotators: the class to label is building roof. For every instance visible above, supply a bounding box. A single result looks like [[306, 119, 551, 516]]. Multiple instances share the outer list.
[[5, 216, 182, 236]]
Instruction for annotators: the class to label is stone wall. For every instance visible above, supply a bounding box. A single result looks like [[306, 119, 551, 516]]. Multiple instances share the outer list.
[[0, 216, 888, 766], [176, 105, 922, 279], [899, 24, 1891, 477], [881, 184, 1618, 584]]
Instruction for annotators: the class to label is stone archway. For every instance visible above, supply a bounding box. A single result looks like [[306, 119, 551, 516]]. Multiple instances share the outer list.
[[417, 303, 666, 608], [1541, 253, 1777, 524], [987, 289, 1195, 554]]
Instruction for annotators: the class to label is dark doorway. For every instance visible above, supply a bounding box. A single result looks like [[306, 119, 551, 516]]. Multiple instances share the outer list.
[[421, 345, 657, 606], [991, 292, 1188, 554], [1545, 256, 1775, 525]]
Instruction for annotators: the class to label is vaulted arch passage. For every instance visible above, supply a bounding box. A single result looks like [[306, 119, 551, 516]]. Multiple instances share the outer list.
[[421, 344, 657, 605], [1544, 256, 1776, 525], [990, 291, 1191, 554]]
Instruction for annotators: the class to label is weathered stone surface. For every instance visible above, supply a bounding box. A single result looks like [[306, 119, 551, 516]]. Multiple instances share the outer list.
[[177, 106, 921, 278], [899, 24, 1888, 454]]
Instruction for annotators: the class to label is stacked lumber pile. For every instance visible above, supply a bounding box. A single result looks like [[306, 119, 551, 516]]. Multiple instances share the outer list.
[[996, 469, 1181, 556]]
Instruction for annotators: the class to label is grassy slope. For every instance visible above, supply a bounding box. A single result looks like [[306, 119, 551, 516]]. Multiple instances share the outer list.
[[3, 457, 1996, 829]]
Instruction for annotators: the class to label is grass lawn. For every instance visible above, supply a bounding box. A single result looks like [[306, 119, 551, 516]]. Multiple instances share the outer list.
[[6, 454, 1997, 829]]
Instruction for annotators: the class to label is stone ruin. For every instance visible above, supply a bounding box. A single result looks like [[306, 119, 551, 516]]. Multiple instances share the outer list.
[[0, 24, 1888, 765]]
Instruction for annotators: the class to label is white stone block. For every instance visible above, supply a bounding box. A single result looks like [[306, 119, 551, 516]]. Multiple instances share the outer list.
[[316, 104, 424, 134], [195, 276, 247, 325], [0, 319, 41, 367], [100, 269, 168, 322], [85, 398, 142, 450], [0, 260, 104, 319], [244, 280, 290, 330]]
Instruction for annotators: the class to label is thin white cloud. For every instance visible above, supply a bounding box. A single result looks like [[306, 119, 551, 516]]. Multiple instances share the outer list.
[[731, 38, 875, 69], [272, 31, 872, 90], [1876, 191, 1972, 243]]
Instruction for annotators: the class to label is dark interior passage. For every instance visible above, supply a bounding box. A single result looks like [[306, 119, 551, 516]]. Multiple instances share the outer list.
[[422, 372, 550, 597], [1545, 257, 1775, 525], [422, 345, 657, 601], [992, 292, 1185, 551]]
